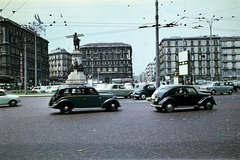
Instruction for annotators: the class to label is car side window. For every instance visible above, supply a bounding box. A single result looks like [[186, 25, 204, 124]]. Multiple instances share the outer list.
[[72, 88, 82, 95], [174, 88, 185, 95], [84, 88, 98, 95], [147, 85, 155, 90], [186, 87, 197, 94], [112, 85, 118, 89], [220, 82, 224, 86], [0, 91, 5, 96]]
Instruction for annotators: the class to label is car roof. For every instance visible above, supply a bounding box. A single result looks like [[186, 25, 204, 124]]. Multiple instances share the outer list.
[[58, 85, 95, 90], [160, 85, 195, 89]]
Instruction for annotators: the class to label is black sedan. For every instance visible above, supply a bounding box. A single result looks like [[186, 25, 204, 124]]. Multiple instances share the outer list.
[[151, 85, 216, 113]]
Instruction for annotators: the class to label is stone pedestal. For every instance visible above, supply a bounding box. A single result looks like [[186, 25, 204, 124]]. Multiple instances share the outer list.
[[65, 69, 85, 85]]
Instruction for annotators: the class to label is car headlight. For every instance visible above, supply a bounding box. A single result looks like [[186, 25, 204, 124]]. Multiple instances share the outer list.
[[154, 97, 158, 102]]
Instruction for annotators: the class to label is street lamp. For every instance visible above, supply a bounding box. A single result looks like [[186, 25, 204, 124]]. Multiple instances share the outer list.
[[196, 15, 222, 81]]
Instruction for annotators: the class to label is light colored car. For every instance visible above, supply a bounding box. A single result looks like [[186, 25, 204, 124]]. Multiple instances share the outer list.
[[124, 83, 133, 89], [0, 89, 20, 106], [97, 84, 134, 98], [32, 86, 51, 93], [199, 82, 233, 95], [45, 86, 59, 93]]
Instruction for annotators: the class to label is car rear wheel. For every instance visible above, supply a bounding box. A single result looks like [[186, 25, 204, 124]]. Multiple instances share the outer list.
[[211, 90, 216, 95], [106, 102, 118, 111], [163, 101, 175, 113], [60, 104, 72, 114], [141, 94, 146, 100], [228, 90, 233, 95], [236, 88, 240, 92], [9, 100, 17, 107], [204, 101, 213, 110]]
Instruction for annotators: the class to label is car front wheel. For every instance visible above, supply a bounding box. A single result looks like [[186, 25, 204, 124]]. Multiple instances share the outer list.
[[228, 90, 233, 95], [9, 100, 17, 107], [163, 101, 175, 113], [204, 101, 213, 110], [211, 90, 216, 95], [141, 94, 146, 100], [236, 88, 240, 92], [60, 104, 72, 114], [106, 102, 118, 111]]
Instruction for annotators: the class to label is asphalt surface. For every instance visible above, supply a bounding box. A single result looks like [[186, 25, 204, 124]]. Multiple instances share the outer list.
[[0, 93, 240, 160]]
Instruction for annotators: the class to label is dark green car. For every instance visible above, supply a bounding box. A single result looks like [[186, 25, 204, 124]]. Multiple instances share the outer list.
[[49, 86, 120, 114]]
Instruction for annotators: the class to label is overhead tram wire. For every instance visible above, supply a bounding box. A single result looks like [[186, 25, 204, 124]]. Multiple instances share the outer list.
[[8, 0, 29, 18], [1, 0, 12, 13]]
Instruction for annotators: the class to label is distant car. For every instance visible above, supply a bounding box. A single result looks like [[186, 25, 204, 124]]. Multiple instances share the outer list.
[[151, 85, 216, 113], [97, 84, 134, 98], [45, 86, 59, 93], [32, 86, 51, 93], [49, 86, 120, 114], [132, 84, 156, 100], [124, 83, 133, 89], [224, 81, 240, 92], [0, 89, 20, 106], [199, 82, 233, 95]]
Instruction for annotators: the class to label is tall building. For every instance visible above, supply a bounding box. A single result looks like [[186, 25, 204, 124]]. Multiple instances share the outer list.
[[0, 16, 49, 89], [48, 48, 72, 84], [158, 36, 240, 83], [221, 37, 240, 80], [80, 42, 133, 83], [145, 62, 155, 82]]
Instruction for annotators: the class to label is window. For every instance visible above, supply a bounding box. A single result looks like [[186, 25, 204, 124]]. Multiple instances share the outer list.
[[174, 88, 185, 95], [186, 87, 197, 94]]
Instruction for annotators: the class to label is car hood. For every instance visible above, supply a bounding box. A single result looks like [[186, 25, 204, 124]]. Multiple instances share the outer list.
[[6, 94, 19, 99], [98, 92, 115, 96]]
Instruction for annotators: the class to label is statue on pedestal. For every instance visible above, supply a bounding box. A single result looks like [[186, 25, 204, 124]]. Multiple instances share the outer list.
[[65, 32, 84, 50], [73, 33, 80, 50]]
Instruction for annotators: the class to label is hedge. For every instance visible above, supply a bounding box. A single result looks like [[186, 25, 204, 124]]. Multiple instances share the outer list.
[[11, 90, 38, 94]]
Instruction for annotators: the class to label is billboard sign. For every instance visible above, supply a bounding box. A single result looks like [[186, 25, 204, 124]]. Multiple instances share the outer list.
[[178, 50, 189, 75]]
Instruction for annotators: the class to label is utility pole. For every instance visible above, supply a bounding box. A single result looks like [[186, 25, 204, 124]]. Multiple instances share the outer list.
[[35, 32, 37, 86], [155, 0, 160, 88], [24, 38, 27, 95]]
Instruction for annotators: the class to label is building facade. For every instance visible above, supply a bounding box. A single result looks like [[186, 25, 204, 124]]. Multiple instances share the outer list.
[[221, 37, 240, 80], [0, 16, 49, 89], [48, 48, 72, 84], [80, 43, 133, 83], [145, 62, 155, 82], [158, 36, 240, 84]]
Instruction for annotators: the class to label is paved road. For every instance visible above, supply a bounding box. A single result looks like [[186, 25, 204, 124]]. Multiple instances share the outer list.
[[0, 93, 240, 160]]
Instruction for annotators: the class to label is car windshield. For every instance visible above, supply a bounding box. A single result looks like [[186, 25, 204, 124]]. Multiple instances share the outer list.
[[156, 87, 169, 97], [205, 82, 213, 86]]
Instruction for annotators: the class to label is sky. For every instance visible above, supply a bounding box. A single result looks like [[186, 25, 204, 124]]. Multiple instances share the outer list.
[[0, 0, 240, 76]]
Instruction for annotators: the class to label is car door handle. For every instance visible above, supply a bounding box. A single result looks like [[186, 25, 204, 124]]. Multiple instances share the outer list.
[[184, 95, 189, 97]]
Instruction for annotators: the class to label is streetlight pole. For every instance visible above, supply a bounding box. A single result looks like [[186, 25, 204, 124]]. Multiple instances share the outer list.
[[155, 0, 160, 88], [198, 15, 222, 81]]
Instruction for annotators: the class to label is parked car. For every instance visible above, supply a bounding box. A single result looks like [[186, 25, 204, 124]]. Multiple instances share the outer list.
[[224, 81, 240, 92], [151, 85, 216, 113], [49, 86, 120, 114], [97, 84, 134, 98], [45, 86, 59, 93], [124, 83, 133, 89], [0, 89, 20, 106], [132, 84, 156, 100], [32, 86, 51, 93], [199, 82, 233, 95]]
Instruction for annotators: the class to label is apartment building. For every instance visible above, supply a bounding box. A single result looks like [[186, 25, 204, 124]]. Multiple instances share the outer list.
[[0, 16, 49, 89], [158, 36, 240, 83], [80, 42, 133, 83], [48, 48, 72, 84]]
